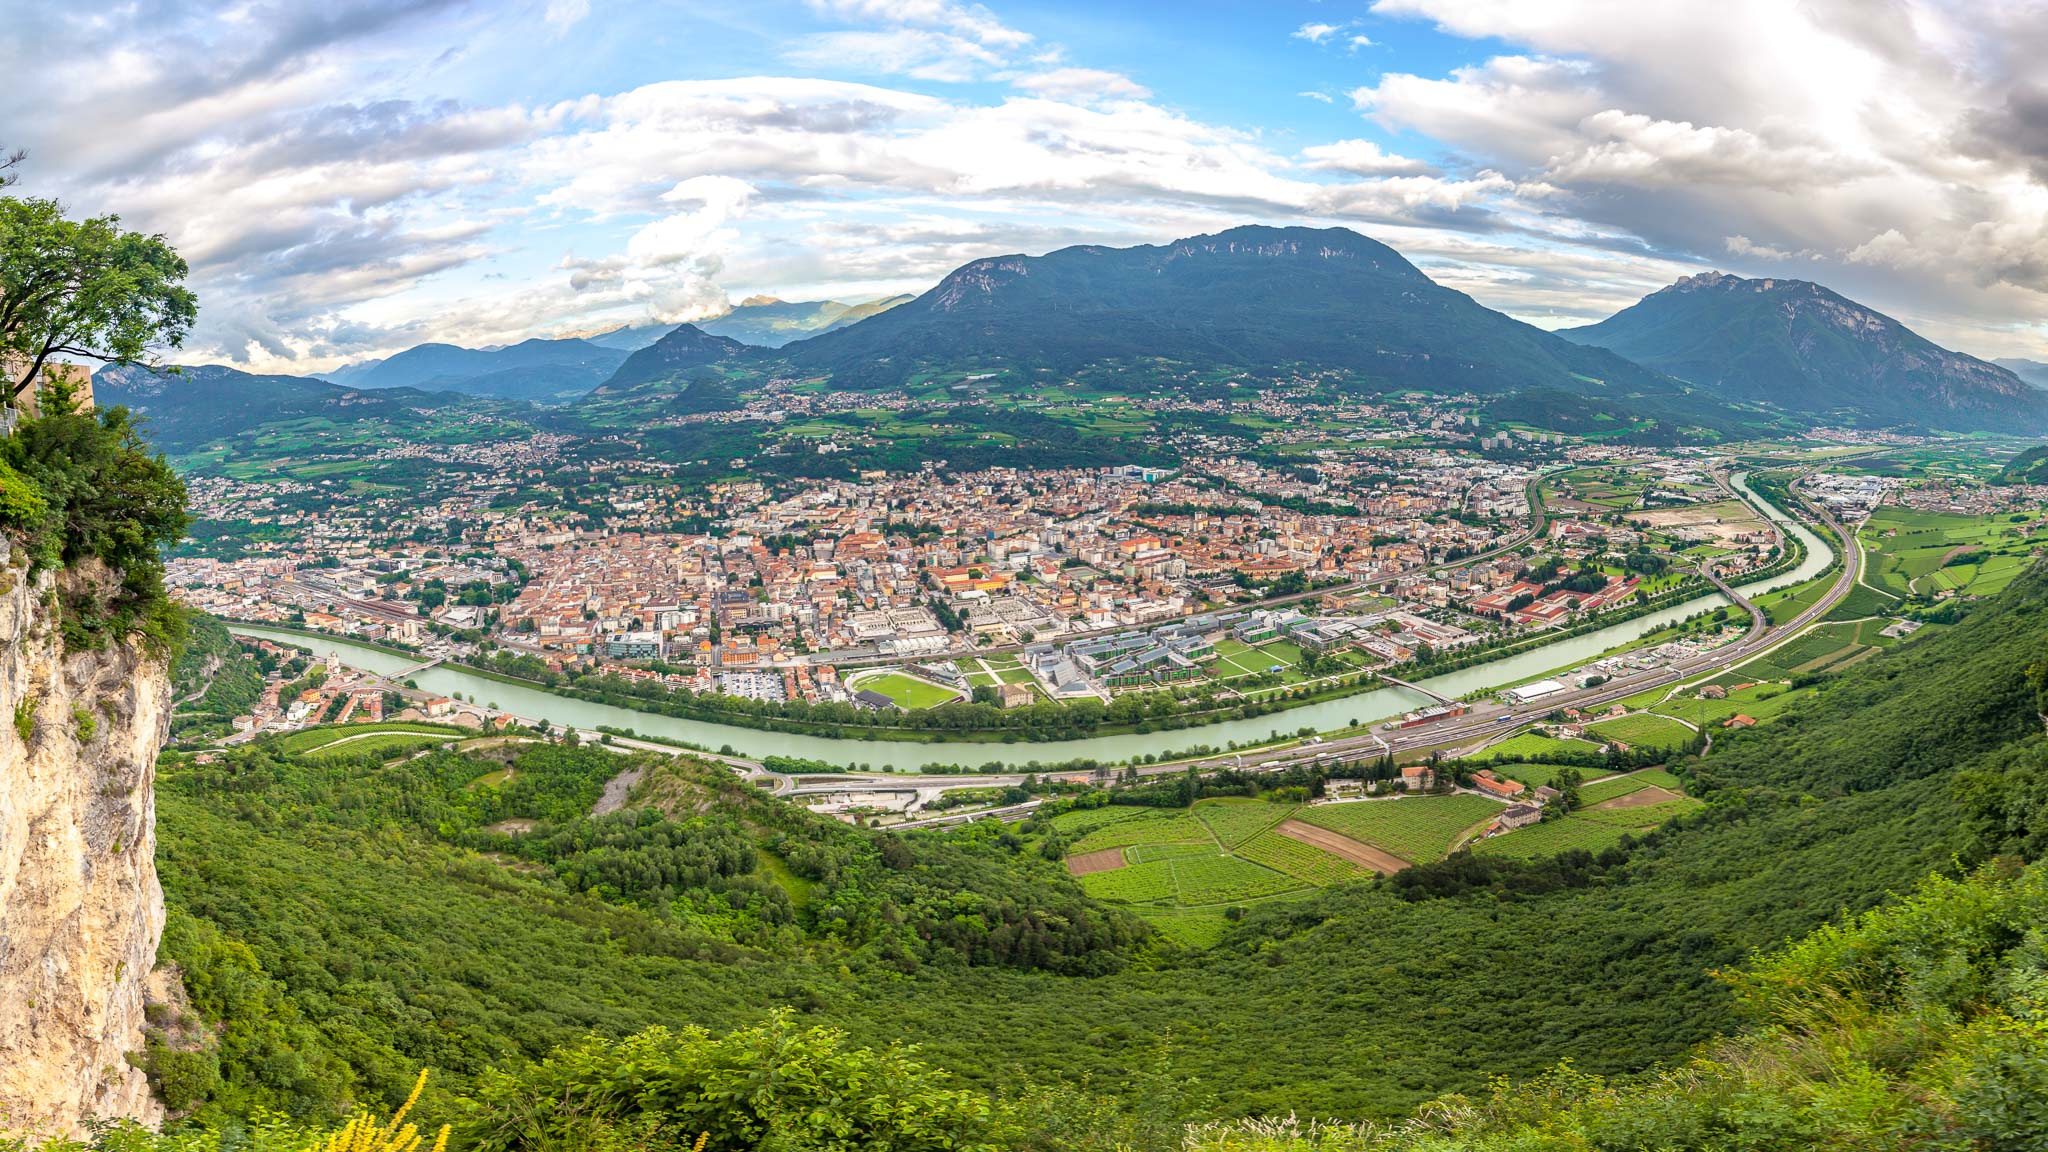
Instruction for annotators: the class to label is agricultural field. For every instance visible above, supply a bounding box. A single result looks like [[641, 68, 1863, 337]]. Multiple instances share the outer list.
[[1061, 799, 1372, 939], [1068, 811, 1212, 853], [1047, 806, 1142, 835], [1483, 731, 1606, 760], [1578, 767, 1688, 807], [1858, 507, 2048, 598], [1579, 797, 1705, 826], [1823, 582, 1900, 621], [843, 670, 964, 710], [1753, 572, 1834, 626], [1651, 682, 1814, 728], [1234, 828, 1368, 885], [269, 722, 466, 756], [1292, 795, 1502, 863], [1737, 618, 1902, 680], [1584, 713, 1696, 751], [1194, 797, 1293, 847], [301, 733, 449, 762], [1473, 817, 1633, 860], [1473, 761, 1580, 789]]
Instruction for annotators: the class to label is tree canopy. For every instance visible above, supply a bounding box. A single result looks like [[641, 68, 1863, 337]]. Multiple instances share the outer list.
[[0, 195, 196, 402]]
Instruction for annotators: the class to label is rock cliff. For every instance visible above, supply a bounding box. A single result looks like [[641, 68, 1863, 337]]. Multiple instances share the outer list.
[[0, 552, 169, 1137]]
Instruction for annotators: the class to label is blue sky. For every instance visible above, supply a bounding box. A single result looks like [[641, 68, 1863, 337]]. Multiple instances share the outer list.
[[7, 0, 2048, 370]]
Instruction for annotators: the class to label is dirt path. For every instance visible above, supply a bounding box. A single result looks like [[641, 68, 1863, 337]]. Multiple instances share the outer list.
[[592, 767, 645, 816], [1586, 785, 1681, 811], [1275, 819, 1408, 875], [1065, 849, 1127, 876]]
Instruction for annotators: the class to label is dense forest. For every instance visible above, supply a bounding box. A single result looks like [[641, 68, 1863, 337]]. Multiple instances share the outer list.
[[114, 561, 2048, 1147]]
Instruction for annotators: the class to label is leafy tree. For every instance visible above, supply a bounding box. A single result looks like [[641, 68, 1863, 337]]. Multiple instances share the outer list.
[[0, 196, 196, 402]]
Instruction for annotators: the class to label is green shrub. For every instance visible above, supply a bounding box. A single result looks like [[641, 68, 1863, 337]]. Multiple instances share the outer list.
[[460, 1015, 1007, 1152], [0, 401, 188, 653]]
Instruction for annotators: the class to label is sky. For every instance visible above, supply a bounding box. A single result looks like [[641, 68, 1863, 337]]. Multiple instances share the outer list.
[[7, 0, 2048, 373]]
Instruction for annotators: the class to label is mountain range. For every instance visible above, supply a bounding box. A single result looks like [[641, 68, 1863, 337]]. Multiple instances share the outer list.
[[777, 226, 1676, 396], [1560, 272, 2045, 430], [96, 227, 2048, 445], [1993, 358, 2048, 390], [319, 337, 630, 403]]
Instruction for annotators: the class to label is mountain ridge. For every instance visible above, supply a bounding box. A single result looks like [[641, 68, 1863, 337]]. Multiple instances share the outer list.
[[1560, 271, 2044, 430]]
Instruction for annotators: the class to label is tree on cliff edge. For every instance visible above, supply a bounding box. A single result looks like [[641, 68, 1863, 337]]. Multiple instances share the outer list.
[[0, 189, 196, 403]]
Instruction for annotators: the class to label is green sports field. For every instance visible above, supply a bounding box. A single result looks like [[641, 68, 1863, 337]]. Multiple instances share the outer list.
[[845, 670, 963, 709]]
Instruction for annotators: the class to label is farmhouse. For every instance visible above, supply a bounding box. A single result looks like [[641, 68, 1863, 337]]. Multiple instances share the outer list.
[[1496, 803, 1542, 831], [1471, 772, 1526, 799]]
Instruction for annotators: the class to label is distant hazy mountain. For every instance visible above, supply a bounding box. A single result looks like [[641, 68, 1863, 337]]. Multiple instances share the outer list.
[[96, 364, 467, 452], [584, 323, 673, 352], [318, 338, 629, 402], [1993, 358, 2048, 390], [1561, 273, 2045, 430], [695, 294, 915, 347], [777, 225, 1674, 398], [588, 294, 918, 352]]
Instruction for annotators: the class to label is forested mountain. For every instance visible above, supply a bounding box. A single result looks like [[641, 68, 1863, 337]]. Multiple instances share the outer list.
[[94, 364, 470, 453], [584, 322, 755, 414], [778, 225, 1675, 398], [141, 558, 2048, 1136], [1561, 272, 2047, 430], [319, 338, 630, 402]]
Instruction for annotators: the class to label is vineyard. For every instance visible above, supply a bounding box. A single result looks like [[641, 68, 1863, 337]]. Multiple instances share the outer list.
[[1585, 712, 1695, 751], [1472, 817, 1632, 859], [1064, 798, 1372, 941], [1292, 795, 1500, 863]]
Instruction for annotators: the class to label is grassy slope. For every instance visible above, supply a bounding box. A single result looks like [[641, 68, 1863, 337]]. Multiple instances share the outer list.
[[155, 564, 2048, 1121]]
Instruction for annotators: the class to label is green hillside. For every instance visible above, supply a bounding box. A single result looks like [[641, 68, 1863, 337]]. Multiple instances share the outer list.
[[124, 557, 2048, 1141]]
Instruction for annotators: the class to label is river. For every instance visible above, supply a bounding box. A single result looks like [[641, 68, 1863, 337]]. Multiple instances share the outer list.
[[230, 473, 1832, 770]]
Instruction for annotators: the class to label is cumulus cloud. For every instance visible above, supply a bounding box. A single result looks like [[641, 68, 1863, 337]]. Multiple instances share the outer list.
[[1300, 139, 1432, 176], [1294, 23, 1343, 43], [1354, 0, 2048, 354]]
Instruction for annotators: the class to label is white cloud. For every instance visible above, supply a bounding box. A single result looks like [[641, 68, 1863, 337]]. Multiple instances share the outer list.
[[1300, 139, 1431, 176], [1294, 23, 1343, 43], [1011, 68, 1150, 101], [1356, 0, 2048, 354], [544, 0, 589, 32], [1299, 91, 1334, 103]]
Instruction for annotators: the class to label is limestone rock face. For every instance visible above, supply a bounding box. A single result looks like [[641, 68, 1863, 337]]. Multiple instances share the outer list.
[[0, 558, 169, 1137]]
